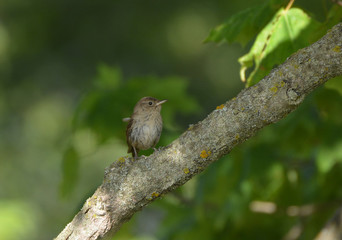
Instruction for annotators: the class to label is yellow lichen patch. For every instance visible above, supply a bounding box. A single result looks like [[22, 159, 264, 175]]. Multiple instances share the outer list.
[[280, 81, 285, 87], [333, 45, 341, 52], [216, 104, 224, 110], [118, 157, 125, 163], [87, 201, 92, 207], [151, 192, 160, 198], [241, 107, 245, 111], [270, 86, 278, 93], [183, 168, 190, 174], [200, 150, 211, 158], [188, 124, 194, 130], [235, 134, 240, 140], [232, 97, 236, 101]]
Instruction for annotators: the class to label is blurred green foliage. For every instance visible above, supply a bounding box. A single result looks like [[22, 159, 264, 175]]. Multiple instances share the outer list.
[[72, 64, 201, 142], [60, 146, 79, 198], [0, 200, 37, 239], [1, 0, 342, 240]]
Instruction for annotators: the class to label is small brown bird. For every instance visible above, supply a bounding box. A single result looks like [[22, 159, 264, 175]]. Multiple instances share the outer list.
[[124, 97, 167, 159]]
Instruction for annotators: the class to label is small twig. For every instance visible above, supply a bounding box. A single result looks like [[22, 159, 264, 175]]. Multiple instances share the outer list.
[[285, 0, 295, 11]]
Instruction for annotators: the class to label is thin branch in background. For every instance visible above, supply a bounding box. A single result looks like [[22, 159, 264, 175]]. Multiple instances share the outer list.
[[285, 0, 295, 12], [331, 0, 342, 6], [314, 206, 342, 240]]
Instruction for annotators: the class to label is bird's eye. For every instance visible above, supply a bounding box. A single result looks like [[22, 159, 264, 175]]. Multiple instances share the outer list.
[[148, 101, 153, 106]]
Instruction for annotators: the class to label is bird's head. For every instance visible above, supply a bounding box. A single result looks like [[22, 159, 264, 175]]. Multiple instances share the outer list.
[[133, 97, 167, 113]]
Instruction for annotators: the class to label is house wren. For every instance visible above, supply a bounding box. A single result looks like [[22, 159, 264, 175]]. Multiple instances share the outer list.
[[124, 97, 167, 159]]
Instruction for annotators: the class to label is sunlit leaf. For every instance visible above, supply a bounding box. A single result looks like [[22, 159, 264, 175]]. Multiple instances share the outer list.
[[238, 7, 321, 86]]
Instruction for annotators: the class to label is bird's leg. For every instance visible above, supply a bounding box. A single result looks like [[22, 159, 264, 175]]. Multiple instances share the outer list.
[[133, 146, 138, 160]]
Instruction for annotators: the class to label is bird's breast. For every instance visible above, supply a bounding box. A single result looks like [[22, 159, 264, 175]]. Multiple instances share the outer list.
[[129, 114, 162, 150]]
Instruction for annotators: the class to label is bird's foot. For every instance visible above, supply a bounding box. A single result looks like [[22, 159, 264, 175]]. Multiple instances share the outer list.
[[153, 146, 164, 152], [133, 155, 146, 160]]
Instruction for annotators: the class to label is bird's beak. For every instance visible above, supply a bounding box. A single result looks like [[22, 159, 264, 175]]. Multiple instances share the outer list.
[[156, 99, 167, 106]]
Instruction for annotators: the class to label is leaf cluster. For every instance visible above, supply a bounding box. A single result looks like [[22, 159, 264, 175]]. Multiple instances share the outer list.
[[206, 0, 342, 86]]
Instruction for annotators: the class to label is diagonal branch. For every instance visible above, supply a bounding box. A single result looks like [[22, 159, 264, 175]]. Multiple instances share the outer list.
[[55, 23, 342, 240], [315, 206, 342, 240]]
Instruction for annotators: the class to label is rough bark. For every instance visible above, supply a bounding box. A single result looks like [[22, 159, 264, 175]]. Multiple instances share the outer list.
[[55, 23, 342, 240]]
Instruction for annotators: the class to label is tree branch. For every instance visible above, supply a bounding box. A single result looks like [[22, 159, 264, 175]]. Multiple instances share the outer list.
[[315, 207, 342, 240], [55, 23, 342, 240]]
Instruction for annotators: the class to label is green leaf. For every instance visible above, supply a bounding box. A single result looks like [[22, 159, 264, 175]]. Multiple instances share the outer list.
[[238, 8, 321, 86], [310, 5, 342, 41], [59, 145, 79, 198], [324, 4, 342, 29], [204, 1, 277, 46]]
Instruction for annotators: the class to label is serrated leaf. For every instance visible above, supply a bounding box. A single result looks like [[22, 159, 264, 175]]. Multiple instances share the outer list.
[[204, 1, 276, 46], [238, 7, 321, 87], [59, 146, 79, 198]]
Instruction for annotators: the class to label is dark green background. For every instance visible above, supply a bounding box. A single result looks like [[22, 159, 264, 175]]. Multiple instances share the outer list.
[[0, 0, 341, 239]]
